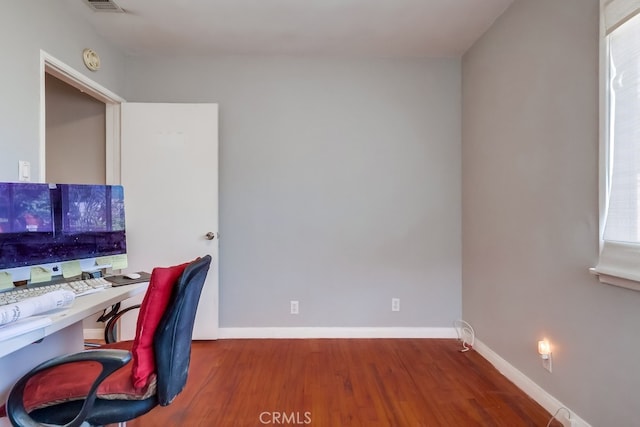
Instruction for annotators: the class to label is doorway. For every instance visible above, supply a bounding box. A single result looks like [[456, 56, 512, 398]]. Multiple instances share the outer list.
[[40, 53, 220, 340], [40, 50, 124, 185], [45, 73, 106, 184]]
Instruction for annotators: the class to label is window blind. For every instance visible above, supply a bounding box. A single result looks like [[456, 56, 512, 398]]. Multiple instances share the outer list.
[[595, 1, 640, 286]]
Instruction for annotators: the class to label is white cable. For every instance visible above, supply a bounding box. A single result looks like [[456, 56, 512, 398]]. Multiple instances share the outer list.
[[546, 407, 571, 427], [453, 319, 475, 352]]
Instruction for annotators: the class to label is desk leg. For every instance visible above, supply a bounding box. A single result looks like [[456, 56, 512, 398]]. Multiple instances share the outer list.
[[0, 322, 84, 403]]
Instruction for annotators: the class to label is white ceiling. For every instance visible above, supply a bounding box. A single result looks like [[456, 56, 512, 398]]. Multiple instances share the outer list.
[[64, 0, 514, 58]]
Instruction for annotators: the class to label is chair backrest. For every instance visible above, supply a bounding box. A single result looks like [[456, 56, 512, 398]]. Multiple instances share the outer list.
[[153, 254, 212, 405]]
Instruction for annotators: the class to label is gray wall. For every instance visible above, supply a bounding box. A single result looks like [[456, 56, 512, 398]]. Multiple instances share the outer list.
[[462, 0, 640, 425], [0, 1, 126, 182], [124, 56, 462, 327]]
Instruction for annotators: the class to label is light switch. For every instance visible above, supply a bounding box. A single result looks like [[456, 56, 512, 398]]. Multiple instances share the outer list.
[[18, 160, 30, 182]]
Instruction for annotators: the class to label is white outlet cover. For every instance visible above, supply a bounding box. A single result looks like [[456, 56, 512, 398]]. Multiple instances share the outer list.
[[290, 300, 299, 314]]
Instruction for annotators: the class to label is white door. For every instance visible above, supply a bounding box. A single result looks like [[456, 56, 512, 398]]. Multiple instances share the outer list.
[[120, 103, 219, 339]]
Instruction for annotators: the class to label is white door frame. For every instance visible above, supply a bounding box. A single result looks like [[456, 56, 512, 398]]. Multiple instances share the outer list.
[[39, 50, 126, 184]]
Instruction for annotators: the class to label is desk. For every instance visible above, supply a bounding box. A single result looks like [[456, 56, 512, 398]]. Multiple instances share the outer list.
[[0, 282, 148, 403]]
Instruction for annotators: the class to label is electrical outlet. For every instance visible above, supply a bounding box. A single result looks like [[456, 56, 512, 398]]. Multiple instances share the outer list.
[[391, 298, 400, 312], [290, 300, 299, 315]]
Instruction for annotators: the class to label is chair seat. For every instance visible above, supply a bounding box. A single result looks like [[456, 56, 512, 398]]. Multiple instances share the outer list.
[[23, 341, 156, 411], [28, 392, 158, 426]]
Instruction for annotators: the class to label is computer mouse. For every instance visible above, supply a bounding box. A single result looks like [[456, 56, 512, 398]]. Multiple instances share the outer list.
[[124, 272, 141, 280]]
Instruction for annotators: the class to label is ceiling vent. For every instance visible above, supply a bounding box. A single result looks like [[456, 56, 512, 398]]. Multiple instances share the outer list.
[[83, 0, 125, 12]]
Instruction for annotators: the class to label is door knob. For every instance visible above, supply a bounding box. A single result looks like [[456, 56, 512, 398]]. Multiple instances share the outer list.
[[205, 232, 216, 240]]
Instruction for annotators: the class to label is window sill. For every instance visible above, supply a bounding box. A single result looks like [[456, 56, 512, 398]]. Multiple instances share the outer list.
[[589, 268, 640, 292]]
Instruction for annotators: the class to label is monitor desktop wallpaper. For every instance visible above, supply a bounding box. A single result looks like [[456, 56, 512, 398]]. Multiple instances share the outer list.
[[0, 183, 127, 270], [62, 184, 125, 233], [0, 183, 53, 234]]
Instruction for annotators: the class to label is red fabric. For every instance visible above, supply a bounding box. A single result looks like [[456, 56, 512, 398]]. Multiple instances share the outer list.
[[130, 262, 189, 389], [12, 341, 152, 413]]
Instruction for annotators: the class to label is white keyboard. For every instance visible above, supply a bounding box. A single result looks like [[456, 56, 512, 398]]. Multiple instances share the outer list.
[[0, 278, 112, 306]]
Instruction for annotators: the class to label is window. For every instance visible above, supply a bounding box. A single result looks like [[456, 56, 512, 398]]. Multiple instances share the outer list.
[[593, 0, 640, 289]]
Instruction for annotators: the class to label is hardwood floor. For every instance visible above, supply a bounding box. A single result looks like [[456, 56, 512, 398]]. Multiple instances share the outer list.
[[126, 339, 560, 427]]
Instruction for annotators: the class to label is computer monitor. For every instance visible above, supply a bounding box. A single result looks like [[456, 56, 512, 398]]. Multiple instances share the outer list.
[[0, 182, 127, 281]]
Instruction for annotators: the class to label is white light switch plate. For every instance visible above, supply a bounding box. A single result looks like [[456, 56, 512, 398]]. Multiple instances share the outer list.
[[18, 160, 30, 182]]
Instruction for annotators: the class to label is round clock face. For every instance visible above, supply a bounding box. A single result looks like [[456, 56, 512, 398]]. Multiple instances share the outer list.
[[83, 48, 100, 71]]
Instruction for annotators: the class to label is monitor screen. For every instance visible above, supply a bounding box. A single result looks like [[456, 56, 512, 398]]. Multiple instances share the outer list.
[[61, 184, 125, 233], [0, 183, 127, 271], [0, 183, 53, 233]]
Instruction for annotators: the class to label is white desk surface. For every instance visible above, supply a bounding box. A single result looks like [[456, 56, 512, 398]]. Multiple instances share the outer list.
[[0, 282, 148, 359]]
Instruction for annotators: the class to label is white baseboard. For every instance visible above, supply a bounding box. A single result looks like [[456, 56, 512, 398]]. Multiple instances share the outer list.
[[83, 328, 105, 340], [218, 327, 458, 339], [474, 339, 591, 427]]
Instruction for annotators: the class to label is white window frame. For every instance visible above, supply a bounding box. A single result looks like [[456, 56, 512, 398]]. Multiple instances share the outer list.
[[592, 0, 640, 291]]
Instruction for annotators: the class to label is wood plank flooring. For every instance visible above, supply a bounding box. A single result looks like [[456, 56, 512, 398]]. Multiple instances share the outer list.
[[126, 339, 560, 427]]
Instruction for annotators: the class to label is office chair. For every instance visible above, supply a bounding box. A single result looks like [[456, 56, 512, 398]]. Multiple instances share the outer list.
[[3, 255, 212, 427]]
